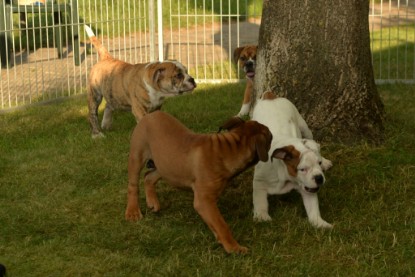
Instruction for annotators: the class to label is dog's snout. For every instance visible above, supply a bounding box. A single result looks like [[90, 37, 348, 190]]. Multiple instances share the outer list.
[[314, 174, 324, 186], [189, 77, 196, 87], [245, 60, 254, 67]]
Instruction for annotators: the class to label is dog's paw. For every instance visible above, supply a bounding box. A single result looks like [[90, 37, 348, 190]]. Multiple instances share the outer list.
[[310, 219, 333, 229], [224, 244, 249, 254], [321, 158, 333, 171], [92, 132, 105, 139], [253, 212, 272, 222], [125, 209, 143, 221], [146, 199, 160, 212]]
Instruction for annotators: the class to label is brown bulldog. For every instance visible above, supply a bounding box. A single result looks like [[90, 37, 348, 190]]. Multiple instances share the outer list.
[[125, 111, 272, 254], [233, 45, 257, 118], [84, 25, 196, 138]]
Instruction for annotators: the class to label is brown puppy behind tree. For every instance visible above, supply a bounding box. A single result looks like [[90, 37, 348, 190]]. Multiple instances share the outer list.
[[233, 45, 257, 118], [125, 111, 272, 254], [84, 25, 196, 138]]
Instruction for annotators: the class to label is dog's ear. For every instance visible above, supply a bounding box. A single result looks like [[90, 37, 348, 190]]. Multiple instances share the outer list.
[[271, 145, 297, 161], [233, 46, 245, 64], [302, 139, 320, 154], [153, 67, 166, 83], [218, 117, 244, 132], [255, 135, 270, 162]]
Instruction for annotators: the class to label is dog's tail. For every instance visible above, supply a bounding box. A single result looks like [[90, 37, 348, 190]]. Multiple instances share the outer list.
[[84, 25, 112, 60]]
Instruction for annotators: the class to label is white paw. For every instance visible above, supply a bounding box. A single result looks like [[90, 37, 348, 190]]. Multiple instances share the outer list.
[[253, 212, 272, 222], [237, 103, 251, 118], [310, 218, 333, 229], [92, 132, 105, 139], [321, 158, 333, 171]]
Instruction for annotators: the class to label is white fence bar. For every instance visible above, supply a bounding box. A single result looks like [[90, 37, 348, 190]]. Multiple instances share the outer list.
[[157, 0, 163, 61]]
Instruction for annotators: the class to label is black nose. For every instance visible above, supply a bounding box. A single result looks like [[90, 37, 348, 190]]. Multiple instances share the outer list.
[[314, 174, 324, 186], [245, 60, 254, 67], [189, 77, 196, 86]]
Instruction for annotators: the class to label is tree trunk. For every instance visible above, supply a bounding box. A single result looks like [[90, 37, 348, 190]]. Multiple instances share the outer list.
[[255, 0, 384, 143]]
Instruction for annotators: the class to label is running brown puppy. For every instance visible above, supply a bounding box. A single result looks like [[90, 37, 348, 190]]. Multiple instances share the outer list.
[[125, 111, 272, 254]]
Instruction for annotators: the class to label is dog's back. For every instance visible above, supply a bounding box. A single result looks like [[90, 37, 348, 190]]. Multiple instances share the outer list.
[[252, 96, 313, 139]]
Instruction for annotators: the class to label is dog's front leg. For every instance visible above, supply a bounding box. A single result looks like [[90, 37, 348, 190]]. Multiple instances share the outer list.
[[193, 191, 248, 254], [252, 185, 272, 221], [321, 157, 333, 171], [237, 79, 253, 118], [299, 191, 332, 228]]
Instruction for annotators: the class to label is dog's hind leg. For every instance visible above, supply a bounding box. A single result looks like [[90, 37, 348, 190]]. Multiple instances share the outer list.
[[144, 169, 162, 212], [125, 152, 145, 221], [88, 87, 104, 138], [298, 116, 313, 139], [193, 190, 248, 254], [101, 103, 114, 130]]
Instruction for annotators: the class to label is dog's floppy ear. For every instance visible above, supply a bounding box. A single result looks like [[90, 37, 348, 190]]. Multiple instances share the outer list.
[[302, 139, 320, 153], [255, 134, 271, 162], [271, 145, 297, 161], [153, 67, 166, 83], [218, 117, 244, 132], [233, 46, 245, 63]]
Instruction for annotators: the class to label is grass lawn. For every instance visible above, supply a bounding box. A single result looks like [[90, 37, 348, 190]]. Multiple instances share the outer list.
[[0, 83, 414, 276]]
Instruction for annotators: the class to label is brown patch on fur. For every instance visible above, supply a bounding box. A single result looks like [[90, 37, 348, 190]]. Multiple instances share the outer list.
[[261, 91, 278, 100], [271, 145, 301, 177]]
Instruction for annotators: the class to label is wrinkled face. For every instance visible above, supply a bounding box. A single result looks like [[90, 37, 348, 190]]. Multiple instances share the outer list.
[[295, 150, 326, 193], [233, 45, 257, 79], [271, 141, 326, 193], [147, 61, 197, 96], [219, 118, 272, 163]]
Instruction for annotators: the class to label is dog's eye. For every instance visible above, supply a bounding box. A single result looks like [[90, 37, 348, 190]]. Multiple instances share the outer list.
[[319, 161, 322, 165], [240, 57, 246, 61], [298, 168, 307, 173], [176, 73, 184, 79]]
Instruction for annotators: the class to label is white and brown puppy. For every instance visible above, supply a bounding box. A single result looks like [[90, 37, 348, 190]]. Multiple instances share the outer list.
[[233, 45, 257, 118], [125, 111, 272, 253], [252, 92, 333, 228], [84, 25, 196, 138]]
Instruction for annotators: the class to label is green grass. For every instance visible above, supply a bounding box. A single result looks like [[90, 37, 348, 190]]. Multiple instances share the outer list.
[[0, 83, 414, 276]]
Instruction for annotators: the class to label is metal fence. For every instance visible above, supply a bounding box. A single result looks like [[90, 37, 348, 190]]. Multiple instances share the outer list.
[[0, 0, 414, 110]]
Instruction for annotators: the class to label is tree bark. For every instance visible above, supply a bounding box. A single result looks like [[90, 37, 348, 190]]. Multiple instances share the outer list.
[[255, 0, 384, 143]]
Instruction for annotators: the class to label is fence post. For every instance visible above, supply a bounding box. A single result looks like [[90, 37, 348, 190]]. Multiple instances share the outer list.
[[71, 0, 80, 66], [0, 2, 12, 68], [148, 0, 155, 61], [157, 0, 163, 61]]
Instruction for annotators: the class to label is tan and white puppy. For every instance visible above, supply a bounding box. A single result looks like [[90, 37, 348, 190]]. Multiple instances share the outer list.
[[233, 45, 257, 118], [252, 92, 333, 228], [84, 25, 196, 138], [125, 111, 272, 254]]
